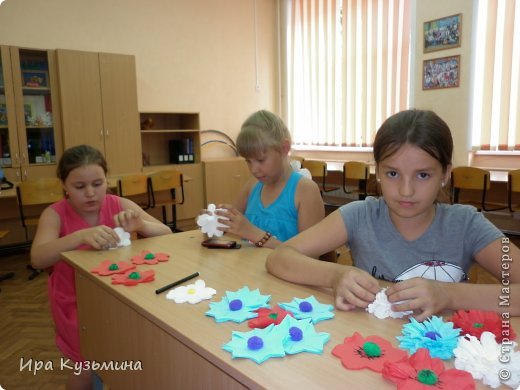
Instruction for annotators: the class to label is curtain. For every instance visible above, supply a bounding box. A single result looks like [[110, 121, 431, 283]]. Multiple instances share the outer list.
[[471, 0, 520, 150], [284, 0, 411, 147]]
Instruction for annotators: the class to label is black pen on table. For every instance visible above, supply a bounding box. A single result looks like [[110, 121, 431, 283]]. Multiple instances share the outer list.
[[155, 271, 200, 295]]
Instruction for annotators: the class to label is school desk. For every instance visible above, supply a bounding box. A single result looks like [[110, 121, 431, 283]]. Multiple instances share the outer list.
[[61, 230, 519, 389]]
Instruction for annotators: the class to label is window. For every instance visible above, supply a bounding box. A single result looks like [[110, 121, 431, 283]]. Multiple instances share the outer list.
[[471, 0, 520, 151], [282, 0, 411, 148]]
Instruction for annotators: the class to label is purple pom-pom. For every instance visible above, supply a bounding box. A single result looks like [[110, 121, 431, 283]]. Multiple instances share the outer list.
[[424, 331, 442, 340], [247, 336, 264, 350], [299, 301, 313, 312], [289, 326, 303, 341], [229, 299, 243, 311]]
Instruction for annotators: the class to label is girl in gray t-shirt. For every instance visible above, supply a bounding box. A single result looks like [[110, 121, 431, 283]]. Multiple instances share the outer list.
[[267, 109, 519, 322]]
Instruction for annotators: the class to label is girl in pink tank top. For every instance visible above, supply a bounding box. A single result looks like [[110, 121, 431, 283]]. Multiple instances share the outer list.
[[31, 145, 171, 389]]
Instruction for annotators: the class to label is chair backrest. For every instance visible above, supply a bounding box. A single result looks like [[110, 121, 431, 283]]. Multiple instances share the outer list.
[[343, 161, 369, 181], [508, 169, 520, 212], [118, 173, 150, 209], [17, 178, 64, 206], [509, 169, 520, 192], [449, 166, 506, 212], [451, 166, 490, 191], [301, 160, 327, 179], [149, 169, 184, 207], [16, 178, 64, 227]]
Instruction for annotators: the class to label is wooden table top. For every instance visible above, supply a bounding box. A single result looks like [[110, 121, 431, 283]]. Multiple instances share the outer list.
[[61, 230, 518, 389]]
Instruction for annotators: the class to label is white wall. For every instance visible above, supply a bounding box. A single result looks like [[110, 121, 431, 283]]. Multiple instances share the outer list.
[[413, 0, 474, 167], [0, 0, 279, 158]]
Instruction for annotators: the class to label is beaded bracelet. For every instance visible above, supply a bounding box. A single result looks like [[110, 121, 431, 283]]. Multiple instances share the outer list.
[[254, 231, 272, 247]]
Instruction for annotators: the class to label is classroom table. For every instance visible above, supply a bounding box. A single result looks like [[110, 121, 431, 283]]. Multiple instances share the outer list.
[[62, 231, 518, 390]]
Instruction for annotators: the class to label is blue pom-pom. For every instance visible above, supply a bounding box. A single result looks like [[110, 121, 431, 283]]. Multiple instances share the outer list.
[[229, 299, 243, 311], [247, 336, 264, 350], [424, 331, 442, 340], [299, 301, 313, 312], [289, 326, 303, 341]]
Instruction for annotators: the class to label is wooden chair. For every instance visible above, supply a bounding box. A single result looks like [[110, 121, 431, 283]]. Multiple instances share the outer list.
[[508, 169, 520, 212], [301, 160, 339, 195], [149, 169, 184, 232], [450, 166, 506, 211], [117, 173, 151, 210], [342, 161, 376, 201], [16, 178, 64, 279]]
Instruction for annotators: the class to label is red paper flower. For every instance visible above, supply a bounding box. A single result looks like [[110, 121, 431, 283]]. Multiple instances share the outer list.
[[91, 260, 136, 276], [332, 332, 408, 373], [450, 309, 516, 343], [131, 250, 170, 265], [248, 306, 294, 328], [111, 269, 155, 286], [382, 348, 475, 390]]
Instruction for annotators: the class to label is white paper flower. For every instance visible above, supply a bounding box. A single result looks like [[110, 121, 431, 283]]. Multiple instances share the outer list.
[[290, 160, 312, 179], [166, 279, 216, 304], [196, 204, 228, 237], [111, 227, 131, 248], [366, 288, 413, 319], [454, 331, 520, 389]]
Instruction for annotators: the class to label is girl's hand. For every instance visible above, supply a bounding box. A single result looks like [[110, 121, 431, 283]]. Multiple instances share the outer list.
[[332, 267, 380, 311], [114, 209, 145, 233], [215, 204, 258, 242], [80, 225, 120, 250], [386, 278, 452, 322]]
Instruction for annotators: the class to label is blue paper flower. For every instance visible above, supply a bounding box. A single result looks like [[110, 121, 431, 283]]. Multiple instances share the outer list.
[[397, 316, 461, 360], [277, 316, 330, 355], [222, 324, 286, 364], [279, 296, 334, 324], [205, 286, 271, 323]]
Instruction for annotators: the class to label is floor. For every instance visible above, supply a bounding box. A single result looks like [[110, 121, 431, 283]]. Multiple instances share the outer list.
[[0, 250, 68, 390]]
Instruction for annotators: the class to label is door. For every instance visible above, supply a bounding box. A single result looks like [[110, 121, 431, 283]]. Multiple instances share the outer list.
[[56, 49, 105, 152]]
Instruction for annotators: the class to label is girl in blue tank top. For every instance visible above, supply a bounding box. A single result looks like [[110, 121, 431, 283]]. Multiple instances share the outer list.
[[212, 110, 325, 249]]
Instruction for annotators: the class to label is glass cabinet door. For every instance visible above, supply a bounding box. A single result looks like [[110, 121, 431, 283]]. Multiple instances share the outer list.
[[15, 49, 57, 166], [0, 46, 19, 170]]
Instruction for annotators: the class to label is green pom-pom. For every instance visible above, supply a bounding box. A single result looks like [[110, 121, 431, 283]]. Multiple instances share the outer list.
[[362, 341, 381, 357], [417, 369, 438, 385]]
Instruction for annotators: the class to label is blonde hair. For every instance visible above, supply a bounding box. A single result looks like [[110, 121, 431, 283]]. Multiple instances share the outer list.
[[236, 110, 291, 158]]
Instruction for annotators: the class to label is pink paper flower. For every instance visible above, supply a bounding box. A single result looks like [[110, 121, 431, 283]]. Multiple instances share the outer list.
[[248, 306, 294, 329], [450, 309, 516, 342], [111, 269, 155, 286], [332, 332, 408, 373], [131, 250, 170, 265], [91, 259, 135, 276], [382, 348, 475, 389]]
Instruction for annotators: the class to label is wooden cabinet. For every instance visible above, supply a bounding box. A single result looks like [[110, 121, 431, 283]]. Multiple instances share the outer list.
[[0, 46, 63, 182], [56, 49, 142, 175], [203, 158, 251, 205], [140, 112, 203, 223]]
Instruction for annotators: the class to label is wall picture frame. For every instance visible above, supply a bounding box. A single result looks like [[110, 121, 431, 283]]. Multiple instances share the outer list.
[[423, 13, 462, 53], [21, 70, 49, 89], [422, 55, 460, 90]]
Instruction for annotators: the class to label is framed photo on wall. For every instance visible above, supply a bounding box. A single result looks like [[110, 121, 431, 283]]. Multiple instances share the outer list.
[[423, 55, 460, 90], [423, 14, 462, 53]]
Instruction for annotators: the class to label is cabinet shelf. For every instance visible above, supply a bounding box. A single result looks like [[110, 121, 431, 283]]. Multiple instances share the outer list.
[[140, 112, 200, 166]]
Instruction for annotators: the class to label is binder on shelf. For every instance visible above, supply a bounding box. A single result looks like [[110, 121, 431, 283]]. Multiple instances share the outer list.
[[169, 138, 194, 164]]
